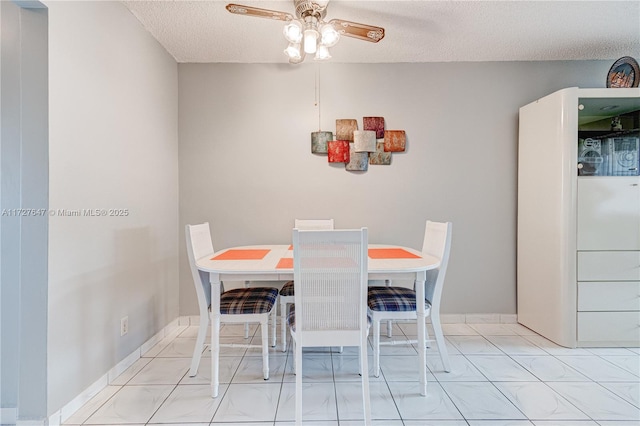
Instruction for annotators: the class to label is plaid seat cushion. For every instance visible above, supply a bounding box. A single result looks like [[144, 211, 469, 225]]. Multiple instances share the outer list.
[[280, 280, 295, 297], [367, 286, 419, 312], [287, 305, 371, 331], [219, 287, 278, 315]]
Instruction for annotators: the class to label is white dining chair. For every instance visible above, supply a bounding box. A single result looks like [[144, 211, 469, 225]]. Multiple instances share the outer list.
[[279, 219, 334, 352], [185, 223, 278, 392], [288, 228, 371, 424], [367, 220, 452, 395]]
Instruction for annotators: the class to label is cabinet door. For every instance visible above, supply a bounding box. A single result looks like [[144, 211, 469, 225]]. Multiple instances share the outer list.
[[577, 177, 640, 250]]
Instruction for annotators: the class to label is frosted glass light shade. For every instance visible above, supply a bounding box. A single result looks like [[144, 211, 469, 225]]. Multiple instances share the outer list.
[[303, 29, 318, 54], [284, 42, 301, 60], [283, 21, 303, 43], [315, 45, 331, 60], [320, 24, 340, 47]]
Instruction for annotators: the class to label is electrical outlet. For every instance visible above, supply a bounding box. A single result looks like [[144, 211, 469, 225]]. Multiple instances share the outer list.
[[121, 316, 128, 336]]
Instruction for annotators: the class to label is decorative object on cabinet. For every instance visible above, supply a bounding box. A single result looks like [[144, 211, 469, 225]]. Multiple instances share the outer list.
[[517, 87, 640, 348], [607, 56, 639, 88], [311, 131, 333, 153], [327, 140, 350, 163]]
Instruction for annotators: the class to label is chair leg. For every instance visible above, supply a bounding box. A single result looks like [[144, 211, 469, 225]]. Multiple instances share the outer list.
[[373, 319, 381, 378], [295, 336, 303, 425], [385, 280, 393, 338], [189, 313, 208, 377], [211, 314, 221, 398], [244, 281, 250, 339], [431, 310, 451, 372], [360, 335, 372, 425], [280, 300, 288, 352], [261, 316, 270, 380], [291, 332, 296, 371], [417, 315, 427, 396], [270, 306, 277, 347]]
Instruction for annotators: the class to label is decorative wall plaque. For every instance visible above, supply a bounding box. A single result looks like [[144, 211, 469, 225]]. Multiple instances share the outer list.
[[336, 119, 358, 141], [346, 143, 369, 171], [363, 116, 385, 139], [310, 116, 406, 171], [369, 141, 392, 165], [311, 131, 333, 154], [384, 130, 406, 152], [327, 140, 350, 163], [353, 130, 376, 153]]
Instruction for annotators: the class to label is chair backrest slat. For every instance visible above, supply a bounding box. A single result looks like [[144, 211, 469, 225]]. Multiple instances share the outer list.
[[186, 223, 214, 312], [421, 220, 452, 305], [293, 228, 368, 333], [294, 219, 335, 230]]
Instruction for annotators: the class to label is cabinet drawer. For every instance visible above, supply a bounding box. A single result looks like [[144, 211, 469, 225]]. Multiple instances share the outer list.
[[578, 281, 640, 311], [577, 251, 640, 281], [577, 312, 640, 344]]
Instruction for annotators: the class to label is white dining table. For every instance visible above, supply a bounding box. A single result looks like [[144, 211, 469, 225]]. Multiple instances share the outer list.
[[196, 243, 440, 397]]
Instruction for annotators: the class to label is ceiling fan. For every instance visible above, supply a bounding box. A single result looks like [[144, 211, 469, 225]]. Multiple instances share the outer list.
[[226, 1, 385, 64]]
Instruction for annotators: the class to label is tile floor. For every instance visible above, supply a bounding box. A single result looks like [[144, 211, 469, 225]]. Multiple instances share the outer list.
[[62, 321, 640, 425]]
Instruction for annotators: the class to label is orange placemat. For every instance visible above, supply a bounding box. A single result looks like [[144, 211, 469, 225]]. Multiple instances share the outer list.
[[276, 258, 293, 269], [212, 249, 270, 260], [368, 248, 421, 259]]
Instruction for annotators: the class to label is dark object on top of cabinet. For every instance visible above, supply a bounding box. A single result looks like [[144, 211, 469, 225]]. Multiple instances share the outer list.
[[607, 56, 639, 88]]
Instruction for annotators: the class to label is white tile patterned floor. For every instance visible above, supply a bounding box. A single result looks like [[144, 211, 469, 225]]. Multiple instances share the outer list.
[[62, 322, 640, 425]]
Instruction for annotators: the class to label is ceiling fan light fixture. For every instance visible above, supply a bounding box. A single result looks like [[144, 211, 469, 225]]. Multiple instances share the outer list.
[[319, 23, 339, 47], [226, 1, 386, 64], [283, 20, 303, 43], [284, 42, 302, 60], [303, 28, 319, 54], [314, 44, 331, 60]]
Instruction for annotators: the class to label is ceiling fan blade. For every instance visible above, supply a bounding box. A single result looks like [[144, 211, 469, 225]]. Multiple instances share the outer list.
[[226, 3, 294, 22], [329, 19, 385, 43]]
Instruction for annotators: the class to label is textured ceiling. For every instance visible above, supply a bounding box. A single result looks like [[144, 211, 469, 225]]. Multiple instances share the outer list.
[[120, 0, 640, 64]]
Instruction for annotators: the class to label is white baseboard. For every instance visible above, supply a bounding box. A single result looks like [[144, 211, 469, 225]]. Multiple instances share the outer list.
[[436, 314, 517, 324], [50, 317, 181, 426], [16, 420, 47, 426], [1, 407, 17, 425]]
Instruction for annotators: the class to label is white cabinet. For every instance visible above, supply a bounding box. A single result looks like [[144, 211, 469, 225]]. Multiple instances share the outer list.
[[517, 87, 640, 348], [577, 177, 640, 250]]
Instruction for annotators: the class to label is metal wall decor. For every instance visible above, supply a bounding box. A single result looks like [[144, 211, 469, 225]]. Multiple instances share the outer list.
[[335, 119, 358, 140], [384, 130, 406, 152], [346, 144, 369, 171], [310, 116, 406, 172], [311, 131, 333, 153], [327, 140, 350, 163], [354, 130, 376, 153]]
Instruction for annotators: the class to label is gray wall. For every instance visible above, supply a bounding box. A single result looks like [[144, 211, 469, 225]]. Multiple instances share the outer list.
[[47, 1, 178, 414], [1, 1, 49, 422], [178, 61, 611, 316]]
